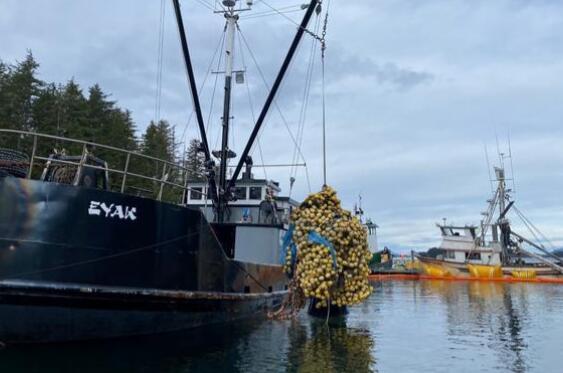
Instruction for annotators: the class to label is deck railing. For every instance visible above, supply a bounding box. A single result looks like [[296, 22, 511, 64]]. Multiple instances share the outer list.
[[0, 129, 205, 203]]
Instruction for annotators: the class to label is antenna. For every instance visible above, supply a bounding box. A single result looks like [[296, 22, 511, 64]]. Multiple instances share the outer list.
[[508, 131, 516, 193], [494, 130, 505, 170], [484, 143, 494, 193]]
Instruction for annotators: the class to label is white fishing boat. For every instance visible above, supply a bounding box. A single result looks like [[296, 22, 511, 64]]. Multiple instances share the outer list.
[[417, 158, 563, 280]]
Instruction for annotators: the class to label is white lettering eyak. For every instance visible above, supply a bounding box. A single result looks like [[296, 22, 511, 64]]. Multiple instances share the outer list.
[[88, 201, 137, 221]]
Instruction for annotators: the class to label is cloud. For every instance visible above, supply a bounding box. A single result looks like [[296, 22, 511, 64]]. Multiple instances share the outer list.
[[3, 0, 563, 251], [327, 52, 434, 92]]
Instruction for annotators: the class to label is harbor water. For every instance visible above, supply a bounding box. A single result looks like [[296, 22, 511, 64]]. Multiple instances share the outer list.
[[1, 280, 562, 372]]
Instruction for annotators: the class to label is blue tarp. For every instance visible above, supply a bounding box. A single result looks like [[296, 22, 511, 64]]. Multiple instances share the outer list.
[[281, 225, 297, 271], [307, 231, 338, 268], [281, 225, 337, 272]]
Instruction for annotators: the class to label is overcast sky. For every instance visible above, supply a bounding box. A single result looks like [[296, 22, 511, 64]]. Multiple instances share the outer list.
[[3, 0, 563, 251]]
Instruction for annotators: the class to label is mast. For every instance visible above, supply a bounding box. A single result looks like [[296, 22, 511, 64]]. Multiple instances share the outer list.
[[217, 8, 238, 223], [495, 164, 511, 263]]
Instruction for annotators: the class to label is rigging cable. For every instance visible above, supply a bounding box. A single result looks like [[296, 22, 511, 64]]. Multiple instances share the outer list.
[[206, 23, 227, 135], [321, 0, 330, 186], [290, 13, 320, 181], [513, 205, 557, 250], [240, 4, 303, 18], [194, 0, 215, 11], [237, 25, 312, 192], [154, 0, 166, 123], [237, 27, 268, 181], [257, 0, 304, 28], [513, 206, 543, 247], [258, 0, 325, 42], [241, 6, 304, 20], [178, 25, 227, 147]]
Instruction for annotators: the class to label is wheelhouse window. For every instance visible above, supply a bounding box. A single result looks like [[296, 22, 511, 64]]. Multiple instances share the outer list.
[[446, 251, 456, 259], [249, 186, 262, 200], [190, 187, 203, 200], [465, 252, 481, 260], [234, 187, 247, 200]]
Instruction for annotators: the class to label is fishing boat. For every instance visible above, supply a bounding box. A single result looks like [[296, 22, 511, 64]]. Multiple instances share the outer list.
[[417, 157, 563, 281], [0, 0, 324, 343]]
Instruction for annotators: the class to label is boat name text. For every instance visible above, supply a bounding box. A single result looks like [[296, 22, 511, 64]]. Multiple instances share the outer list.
[[88, 201, 137, 221]]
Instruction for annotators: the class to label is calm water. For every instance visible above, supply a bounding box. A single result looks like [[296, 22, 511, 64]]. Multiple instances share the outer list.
[[1, 280, 563, 372]]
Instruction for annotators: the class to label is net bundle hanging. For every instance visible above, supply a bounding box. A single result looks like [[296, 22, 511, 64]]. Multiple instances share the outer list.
[[273, 186, 372, 317]]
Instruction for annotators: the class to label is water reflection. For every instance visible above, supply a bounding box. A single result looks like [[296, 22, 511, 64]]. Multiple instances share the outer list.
[[286, 317, 375, 373], [421, 281, 530, 373], [2, 281, 563, 372], [0, 313, 376, 373]]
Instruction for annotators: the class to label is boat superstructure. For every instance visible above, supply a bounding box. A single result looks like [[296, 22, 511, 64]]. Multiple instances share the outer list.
[[0, 0, 324, 343]]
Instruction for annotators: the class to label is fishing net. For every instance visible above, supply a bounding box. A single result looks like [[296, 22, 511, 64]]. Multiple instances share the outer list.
[[0, 148, 29, 178], [271, 186, 372, 319]]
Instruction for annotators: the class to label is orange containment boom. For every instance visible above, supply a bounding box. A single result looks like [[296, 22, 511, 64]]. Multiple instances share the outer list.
[[368, 273, 563, 284]]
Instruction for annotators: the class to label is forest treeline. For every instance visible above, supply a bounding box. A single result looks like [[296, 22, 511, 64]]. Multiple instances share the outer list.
[[0, 52, 205, 200]]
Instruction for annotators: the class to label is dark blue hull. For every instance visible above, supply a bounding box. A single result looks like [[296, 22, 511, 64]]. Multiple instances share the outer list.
[[0, 177, 288, 343]]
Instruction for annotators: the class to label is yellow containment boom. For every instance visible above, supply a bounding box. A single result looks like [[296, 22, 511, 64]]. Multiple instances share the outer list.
[[467, 264, 502, 279], [421, 262, 451, 277], [511, 269, 537, 279]]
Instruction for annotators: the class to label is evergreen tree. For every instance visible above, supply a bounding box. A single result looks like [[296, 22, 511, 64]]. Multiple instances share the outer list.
[[134, 120, 177, 200], [0, 53, 183, 200], [85, 84, 112, 144], [33, 83, 62, 135], [141, 120, 175, 163], [0, 51, 43, 147], [32, 83, 65, 157], [59, 79, 88, 142], [184, 138, 206, 181]]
